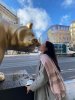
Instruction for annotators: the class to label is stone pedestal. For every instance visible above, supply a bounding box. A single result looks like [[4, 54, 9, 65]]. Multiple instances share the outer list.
[[0, 70, 34, 100]]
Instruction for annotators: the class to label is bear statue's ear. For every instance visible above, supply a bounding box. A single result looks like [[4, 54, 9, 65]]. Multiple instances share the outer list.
[[26, 23, 33, 29], [11, 33, 17, 46]]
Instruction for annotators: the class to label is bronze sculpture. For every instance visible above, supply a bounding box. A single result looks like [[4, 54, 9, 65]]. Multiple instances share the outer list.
[[0, 21, 40, 81]]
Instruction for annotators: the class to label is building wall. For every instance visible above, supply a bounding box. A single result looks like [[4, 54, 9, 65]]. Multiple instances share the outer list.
[[0, 3, 19, 55], [47, 25, 71, 54], [47, 25, 71, 44], [0, 3, 18, 24], [70, 21, 75, 46]]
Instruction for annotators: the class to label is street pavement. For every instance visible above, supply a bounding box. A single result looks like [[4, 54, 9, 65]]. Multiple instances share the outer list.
[[65, 79, 75, 100], [0, 54, 40, 75], [0, 54, 75, 81], [58, 56, 75, 81]]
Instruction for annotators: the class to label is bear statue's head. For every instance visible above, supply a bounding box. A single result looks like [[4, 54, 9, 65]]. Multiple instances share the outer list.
[[11, 23, 40, 52]]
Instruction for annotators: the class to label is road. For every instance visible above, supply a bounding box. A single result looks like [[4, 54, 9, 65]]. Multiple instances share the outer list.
[[0, 54, 75, 81]]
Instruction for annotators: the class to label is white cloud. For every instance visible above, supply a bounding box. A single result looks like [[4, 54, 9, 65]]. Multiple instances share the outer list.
[[17, 0, 51, 38], [59, 15, 70, 25], [62, 0, 75, 7]]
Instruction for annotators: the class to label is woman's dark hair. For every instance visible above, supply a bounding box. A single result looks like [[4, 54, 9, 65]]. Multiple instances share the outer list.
[[44, 41, 61, 72]]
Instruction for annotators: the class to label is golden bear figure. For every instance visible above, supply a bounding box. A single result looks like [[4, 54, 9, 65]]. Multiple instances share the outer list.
[[0, 20, 40, 81]]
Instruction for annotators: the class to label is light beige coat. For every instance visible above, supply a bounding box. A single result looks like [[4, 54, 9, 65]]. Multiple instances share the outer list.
[[30, 63, 66, 100]]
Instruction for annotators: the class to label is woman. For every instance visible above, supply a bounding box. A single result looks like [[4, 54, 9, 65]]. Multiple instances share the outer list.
[[26, 41, 66, 100]]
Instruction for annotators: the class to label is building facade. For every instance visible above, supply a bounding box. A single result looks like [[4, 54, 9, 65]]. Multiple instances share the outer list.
[[47, 25, 71, 54], [0, 3, 19, 55], [70, 21, 75, 47], [48, 25, 71, 44], [0, 3, 18, 24]]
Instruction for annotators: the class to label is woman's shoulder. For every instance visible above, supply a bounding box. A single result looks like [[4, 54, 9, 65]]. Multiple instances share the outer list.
[[40, 54, 49, 59], [40, 54, 50, 63]]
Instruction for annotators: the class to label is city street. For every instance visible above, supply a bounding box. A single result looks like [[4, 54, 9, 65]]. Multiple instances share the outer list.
[[0, 54, 75, 81]]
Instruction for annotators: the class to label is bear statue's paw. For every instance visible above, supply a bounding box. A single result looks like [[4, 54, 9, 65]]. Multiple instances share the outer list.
[[0, 72, 5, 82]]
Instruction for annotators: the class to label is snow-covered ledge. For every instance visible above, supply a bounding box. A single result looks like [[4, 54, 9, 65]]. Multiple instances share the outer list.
[[0, 70, 29, 90]]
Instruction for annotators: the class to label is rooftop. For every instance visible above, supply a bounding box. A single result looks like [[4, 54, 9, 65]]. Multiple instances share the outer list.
[[49, 24, 70, 31], [71, 20, 75, 23], [0, 2, 17, 17]]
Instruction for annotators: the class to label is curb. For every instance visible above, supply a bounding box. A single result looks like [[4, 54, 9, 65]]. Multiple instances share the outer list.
[[4, 53, 40, 57]]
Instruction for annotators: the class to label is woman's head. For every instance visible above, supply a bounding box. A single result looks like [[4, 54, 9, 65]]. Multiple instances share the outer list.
[[39, 43, 47, 53], [39, 41, 61, 72], [39, 41, 55, 54]]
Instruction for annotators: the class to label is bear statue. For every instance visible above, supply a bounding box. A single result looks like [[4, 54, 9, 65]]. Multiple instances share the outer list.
[[0, 20, 40, 81]]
